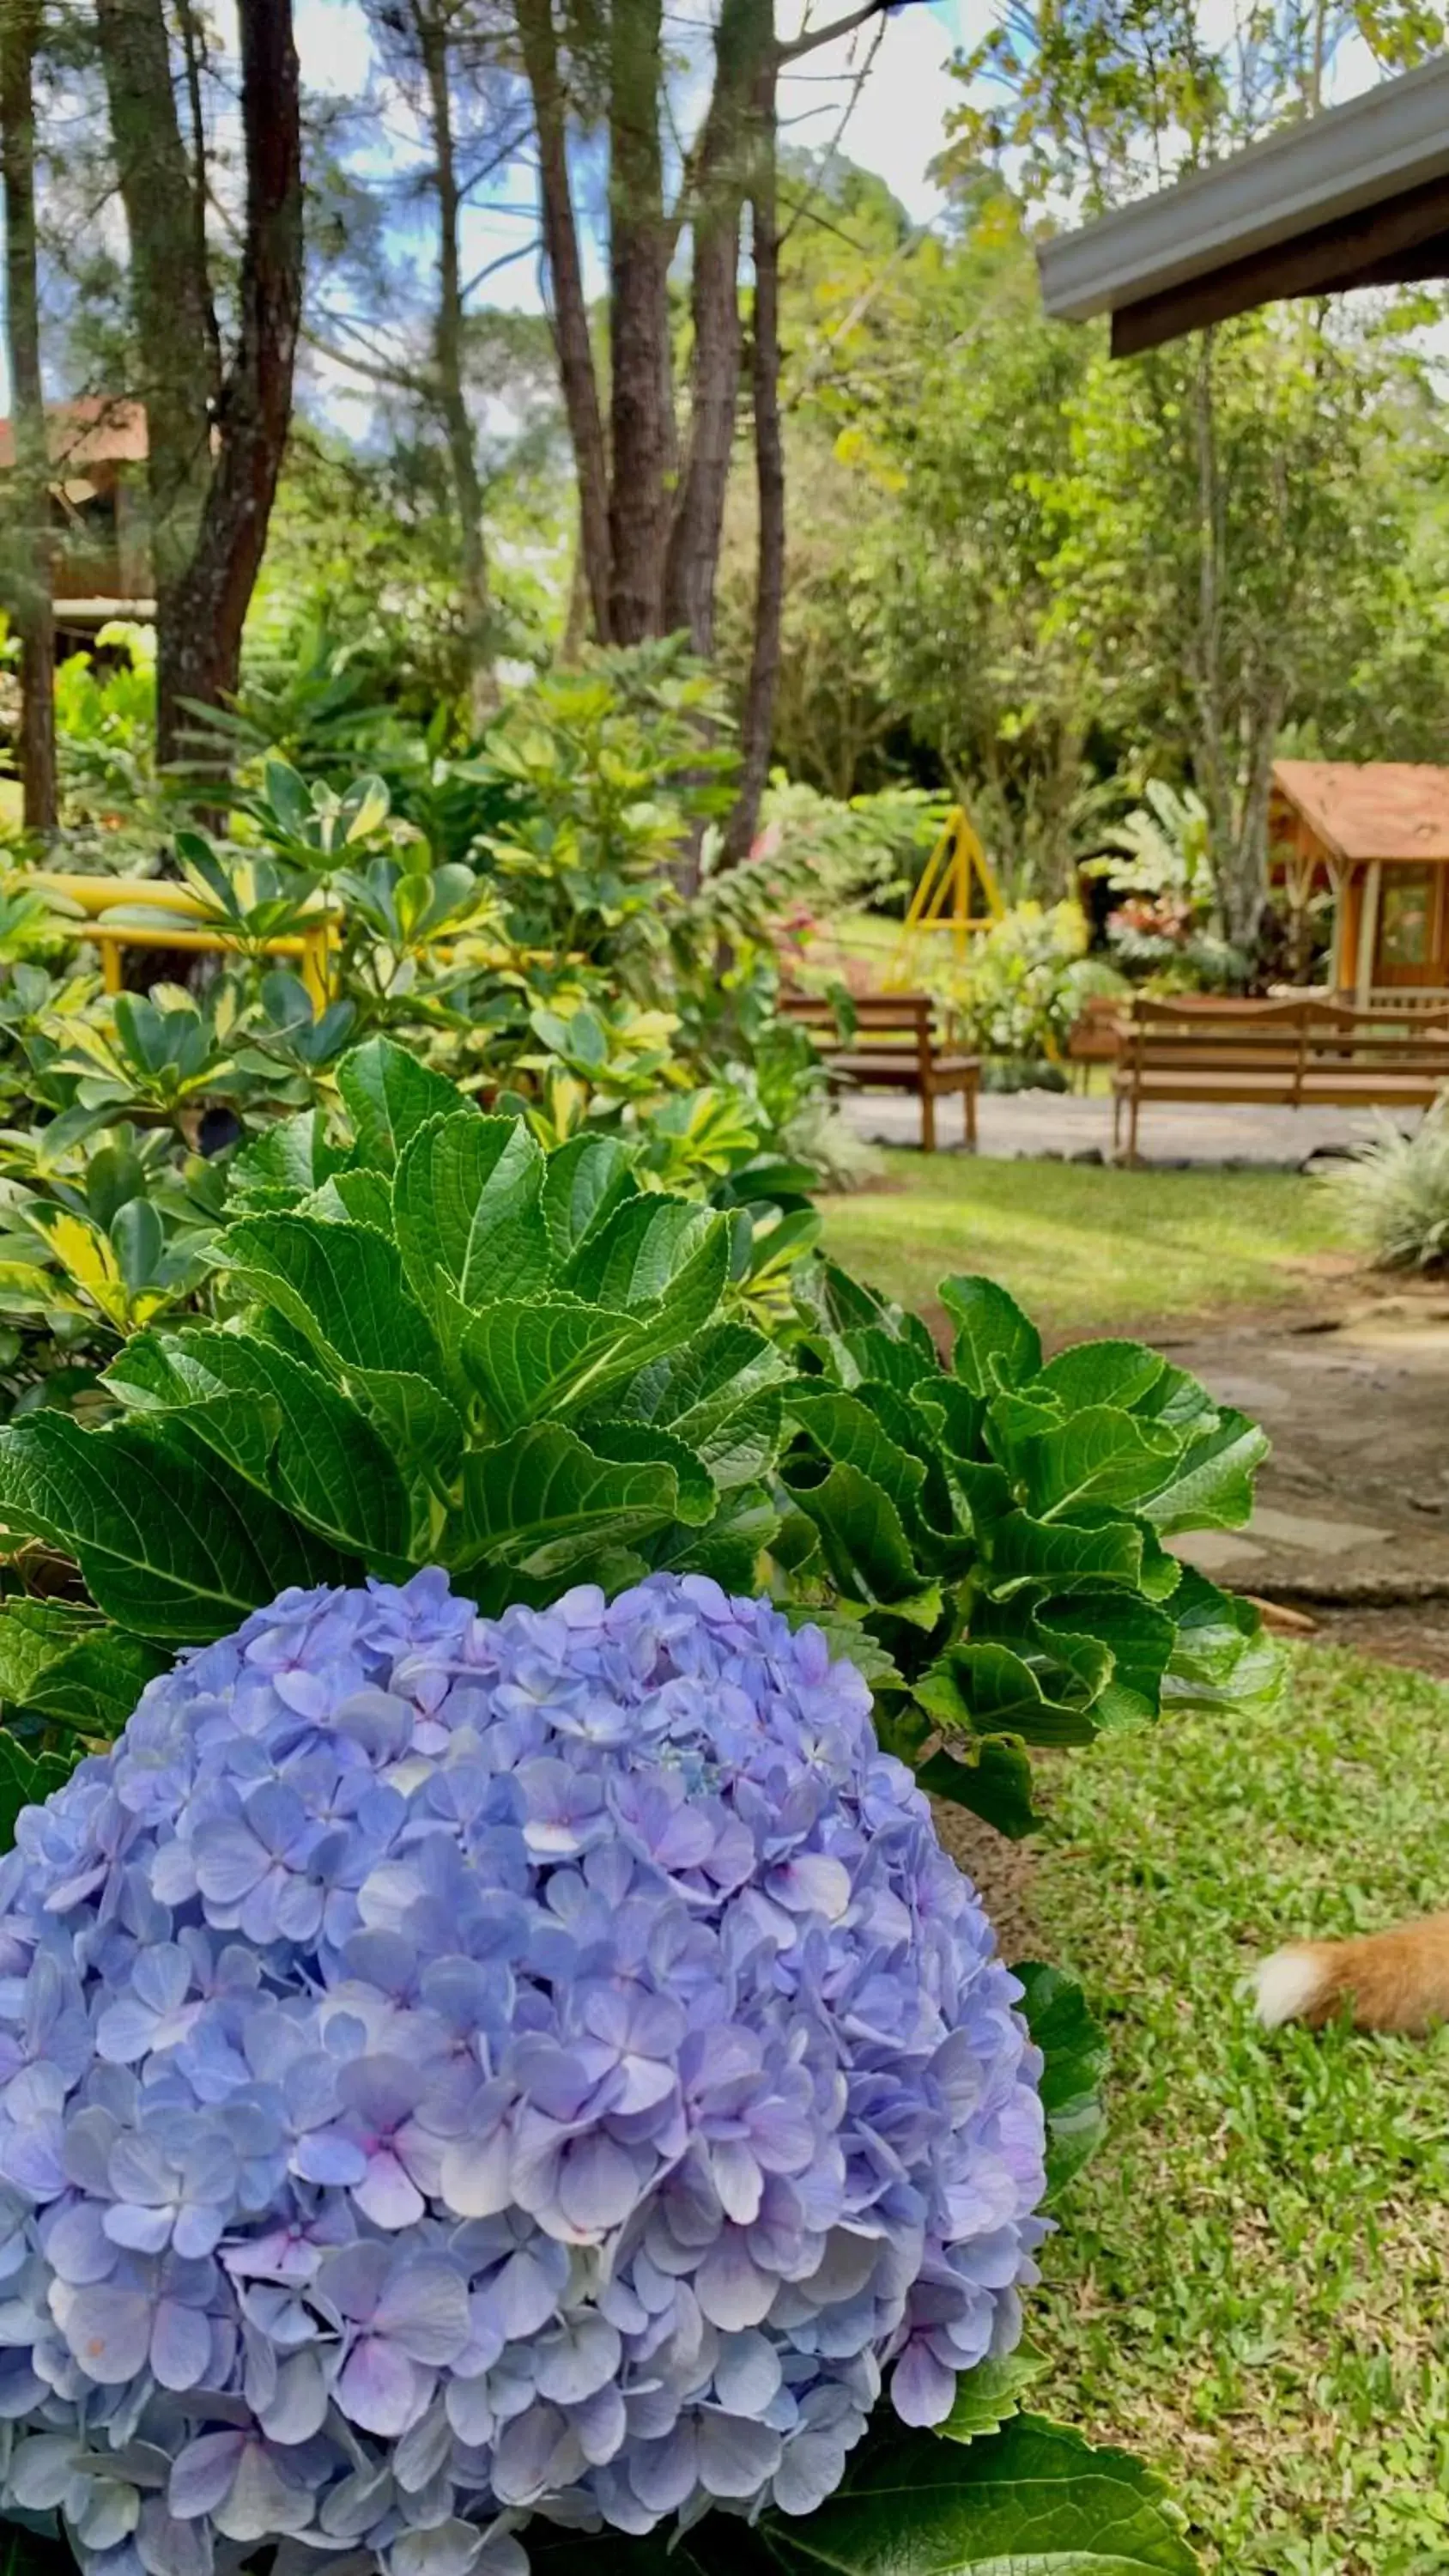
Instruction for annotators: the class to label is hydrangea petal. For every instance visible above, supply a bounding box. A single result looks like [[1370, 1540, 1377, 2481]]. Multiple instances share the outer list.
[[0, 1571, 1045, 2576]]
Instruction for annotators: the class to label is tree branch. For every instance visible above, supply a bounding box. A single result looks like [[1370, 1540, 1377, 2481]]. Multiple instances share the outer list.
[[775, 0, 921, 69]]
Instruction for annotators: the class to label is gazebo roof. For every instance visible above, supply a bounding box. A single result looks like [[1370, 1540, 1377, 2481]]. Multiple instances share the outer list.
[[0, 398, 148, 475], [1271, 758, 1449, 865]]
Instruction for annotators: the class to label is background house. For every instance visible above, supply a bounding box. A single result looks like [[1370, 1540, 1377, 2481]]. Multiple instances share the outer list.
[[1270, 759, 1449, 1000], [0, 398, 153, 652]]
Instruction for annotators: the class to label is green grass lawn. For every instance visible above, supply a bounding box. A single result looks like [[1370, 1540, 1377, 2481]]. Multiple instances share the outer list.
[[1030, 1646, 1449, 2573], [821, 1153, 1352, 1335]]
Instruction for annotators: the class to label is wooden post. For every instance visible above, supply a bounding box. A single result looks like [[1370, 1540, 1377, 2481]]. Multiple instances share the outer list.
[[1325, 859, 1347, 994], [1355, 860, 1382, 1008]]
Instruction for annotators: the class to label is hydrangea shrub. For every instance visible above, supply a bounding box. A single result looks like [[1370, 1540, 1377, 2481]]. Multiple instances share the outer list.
[[0, 1573, 1049, 2576], [0, 1040, 1276, 1852]]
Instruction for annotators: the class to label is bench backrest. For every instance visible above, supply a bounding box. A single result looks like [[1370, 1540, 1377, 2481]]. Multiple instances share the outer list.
[[1119, 995, 1449, 1078], [780, 990, 938, 1073], [780, 991, 932, 1030]]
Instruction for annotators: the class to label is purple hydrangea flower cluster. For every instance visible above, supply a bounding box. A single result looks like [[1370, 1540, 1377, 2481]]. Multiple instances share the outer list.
[[0, 1571, 1046, 2576]]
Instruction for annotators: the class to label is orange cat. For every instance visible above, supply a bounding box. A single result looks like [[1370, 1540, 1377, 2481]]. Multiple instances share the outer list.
[[1255, 1912, 1449, 2036]]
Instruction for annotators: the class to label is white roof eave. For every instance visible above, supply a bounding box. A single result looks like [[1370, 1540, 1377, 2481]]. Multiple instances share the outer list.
[[1036, 51, 1449, 321]]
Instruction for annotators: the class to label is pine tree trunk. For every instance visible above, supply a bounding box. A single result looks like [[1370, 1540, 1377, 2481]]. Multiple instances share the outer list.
[[726, 62, 784, 863], [96, 0, 301, 765], [662, 0, 771, 653], [607, 0, 674, 642], [94, 0, 217, 761], [517, 0, 612, 643], [417, 0, 496, 726], [0, 0, 57, 832]]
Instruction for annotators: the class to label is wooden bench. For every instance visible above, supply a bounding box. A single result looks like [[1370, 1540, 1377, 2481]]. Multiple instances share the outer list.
[[780, 991, 980, 1151], [1113, 996, 1449, 1158], [1066, 991, 1125, 1088]]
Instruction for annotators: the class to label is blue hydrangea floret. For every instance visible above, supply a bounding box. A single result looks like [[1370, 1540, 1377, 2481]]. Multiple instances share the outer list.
[[0, 1571, 1046, 2576]]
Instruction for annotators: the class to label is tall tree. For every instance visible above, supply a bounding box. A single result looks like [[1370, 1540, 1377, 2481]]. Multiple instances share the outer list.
[[515, 0, 886, 848], [94, 0, 302, 762], [0, 0, 58, 831], [943, 0, 1447, 938], [308, 0, 536, 722]]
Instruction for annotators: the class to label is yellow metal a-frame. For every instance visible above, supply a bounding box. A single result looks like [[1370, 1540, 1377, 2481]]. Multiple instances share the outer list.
[[886, 805, 1004, 988]]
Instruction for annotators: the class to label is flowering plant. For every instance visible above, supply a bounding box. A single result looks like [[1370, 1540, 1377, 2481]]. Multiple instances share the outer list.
[[0, 1571, 1063, 2576]]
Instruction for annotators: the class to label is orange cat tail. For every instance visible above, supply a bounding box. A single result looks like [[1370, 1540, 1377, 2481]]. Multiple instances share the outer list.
[[1253, 1913, 1449, 2037]]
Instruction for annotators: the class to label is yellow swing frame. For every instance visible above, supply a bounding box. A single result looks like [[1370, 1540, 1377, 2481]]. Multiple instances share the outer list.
[[886, 805, 1004, 989]]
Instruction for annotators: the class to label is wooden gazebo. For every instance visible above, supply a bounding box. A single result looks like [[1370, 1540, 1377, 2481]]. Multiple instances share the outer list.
[[1270, 759, 1449, 1000]]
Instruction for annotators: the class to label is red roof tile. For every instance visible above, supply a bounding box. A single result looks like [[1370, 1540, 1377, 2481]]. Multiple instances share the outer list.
[[0, 398, 148, 474], [1271, 759, 1449, 865]]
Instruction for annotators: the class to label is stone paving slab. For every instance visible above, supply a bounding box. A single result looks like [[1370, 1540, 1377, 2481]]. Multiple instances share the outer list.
[[840, 1085, 1423, 1167], [1159, 1306, 1449, 1601]]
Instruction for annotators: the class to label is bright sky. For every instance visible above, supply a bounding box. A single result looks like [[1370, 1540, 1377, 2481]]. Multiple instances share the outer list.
[[0, 0, 973, 417]]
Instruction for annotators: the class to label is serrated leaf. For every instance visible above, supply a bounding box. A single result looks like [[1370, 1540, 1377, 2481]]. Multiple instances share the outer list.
[[659, 1482, 780, 1591], [789, 1388, 929, 1534], [348, 1370, 466, 1491], [755, 2414, 1197, 2574], [462, 1300, 650, 1432], [563, 1194, 727, 1321], [111, 1327, 415, 1563], [1036, 1589, 1176, 1727], [840, 1325, 937, 1391], [914, 1732, 1042, 1838], [338, 1037, 468, 1170], [918, 1639, 1101, 1747], [1142, 1411, 1270, 1533], [1034, 1340, 1167, 1413], [445, 1425, 678, 1577], [539, 1133, 639, 1262], [0, 1731, 85, 1856], [0, 1598, 166, 1732], [985, 1510, 1144, 1592], [227, 1109, 345, 1208], [21, 1626, 166, 1735], [693, 1387, 782, 1489], [1162, 1564, 1282, 1713], [584, 1421, 717, 1525], [313, 1169, 395, 1232], [937, 2340, 1049, 2443], [941, 1275, 1043, 1394], [1013, 1406, 1179, 1520], [909, 1376, 986, 1465], [1015, 1963, 1111, 2198], [394, 1114, 550, 1314], [0, 1413, 353, 1642], [616, 1322, 791, 1442], [781, 1459, 927, 1607], [220, 1214, 446, 1389]]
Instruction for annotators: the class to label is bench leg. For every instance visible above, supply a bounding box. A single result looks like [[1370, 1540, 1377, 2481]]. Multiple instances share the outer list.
[[965, 1081, 977, 1151], [1128, 1091, 1141, 1164], [920, 1086, 936, 1153]]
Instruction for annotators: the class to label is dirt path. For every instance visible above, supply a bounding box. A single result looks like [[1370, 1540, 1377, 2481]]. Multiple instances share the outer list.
[[1153, 1281, 1449, 1622]]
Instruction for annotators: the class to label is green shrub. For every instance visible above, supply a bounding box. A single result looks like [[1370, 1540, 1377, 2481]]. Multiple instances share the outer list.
[[925, 901, 1125, 1066], [1329, 1103, 1449, 1270], [0, 1037, 1274, 1840]]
